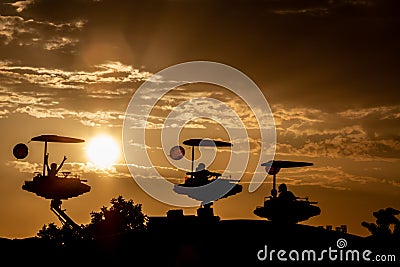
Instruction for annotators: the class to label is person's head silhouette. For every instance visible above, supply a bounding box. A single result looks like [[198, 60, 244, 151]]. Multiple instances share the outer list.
[[196, 163, 206, 172], [278, 183, 287, 193], [50, 163, 57, 170], [271, 188, 277, 197]]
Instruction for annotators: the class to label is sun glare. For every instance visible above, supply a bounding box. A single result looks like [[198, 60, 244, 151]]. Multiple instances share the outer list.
[[87, 135, 119, 169]]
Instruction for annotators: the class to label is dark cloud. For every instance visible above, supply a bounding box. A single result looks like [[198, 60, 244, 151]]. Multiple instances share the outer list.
[[0, 60, 151, 126], [272, 104, 400, 161], [1, 1, 398, 106]]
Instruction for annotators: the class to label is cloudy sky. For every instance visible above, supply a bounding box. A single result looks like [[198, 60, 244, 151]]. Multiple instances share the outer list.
[[0, 0, 399, 239]]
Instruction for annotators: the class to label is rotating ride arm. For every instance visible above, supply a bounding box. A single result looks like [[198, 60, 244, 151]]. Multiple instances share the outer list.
[[50, 199, 85, 236]]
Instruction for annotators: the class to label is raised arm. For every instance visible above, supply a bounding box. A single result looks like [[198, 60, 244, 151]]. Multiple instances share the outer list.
[[57, 156, 67, 172]]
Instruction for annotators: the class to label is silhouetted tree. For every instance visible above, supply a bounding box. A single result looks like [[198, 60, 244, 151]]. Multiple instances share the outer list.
[[37, 222, 86, 246], [84, 195, 148, 238], [37, 222, 62, 242], [361, 207, 400, 240]]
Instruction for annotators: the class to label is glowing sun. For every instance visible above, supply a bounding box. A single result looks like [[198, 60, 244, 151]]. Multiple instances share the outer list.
[[87, 135, 119, 169]]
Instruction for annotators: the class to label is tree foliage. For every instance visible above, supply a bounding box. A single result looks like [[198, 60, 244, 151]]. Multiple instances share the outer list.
[[85, 195, 148, 238], [37, 222, 85, 246], [36, 195, 148, 242]]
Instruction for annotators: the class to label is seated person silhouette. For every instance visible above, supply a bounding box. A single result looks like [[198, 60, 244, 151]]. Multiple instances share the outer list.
[[45, 154, 67, 179], [271, 188, 278, 198], [278, 183, 296, 203], [185, 163, 221, 186]]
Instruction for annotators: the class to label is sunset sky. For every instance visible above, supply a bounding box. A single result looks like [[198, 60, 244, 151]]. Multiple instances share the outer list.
[[1, 0, 399, 239]]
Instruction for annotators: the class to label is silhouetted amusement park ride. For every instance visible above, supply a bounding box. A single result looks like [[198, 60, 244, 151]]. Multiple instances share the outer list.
[[253, 160, 321, 223], [172, 138, 243, 218], [169, 138, 320, 224], [13, 135, 90, 233]]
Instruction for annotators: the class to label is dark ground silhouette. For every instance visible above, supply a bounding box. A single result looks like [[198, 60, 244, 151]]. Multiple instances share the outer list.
[[1, 200, 399, 267]]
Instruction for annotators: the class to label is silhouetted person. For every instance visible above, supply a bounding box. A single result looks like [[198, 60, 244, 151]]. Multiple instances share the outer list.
[[196, 162, 206, 172], [271, 188, 278, 198], [185, 163, 221, 186], [278, 183, 296, 202], [45, 154, 67, 179]]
